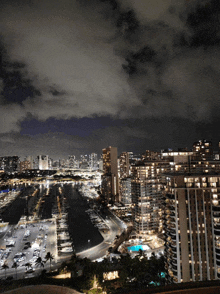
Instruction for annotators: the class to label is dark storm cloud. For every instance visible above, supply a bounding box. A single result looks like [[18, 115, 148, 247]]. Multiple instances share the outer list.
[[0, 0, 138, 129], [0, 0, 220, 156]]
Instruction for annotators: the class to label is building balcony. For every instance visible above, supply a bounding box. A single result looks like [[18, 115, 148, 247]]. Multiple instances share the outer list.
[[171, 263, 178, 271], [171, 268, 178, 277], [169, 214, 176, 220], [170, 235, 176, 242], [170, 227, 176, 234], [214, 230, 220, 236], [168, 246, 177, 253], [213, 206, 220, 212], [169, 219, 176, 225], [171, 258, 178, 266], [172, 254, 178, 260], [216, 248, 220, 254], [167, 225, 176, 231], [171, 242, 177, 248], [166, 194, 175, 200]]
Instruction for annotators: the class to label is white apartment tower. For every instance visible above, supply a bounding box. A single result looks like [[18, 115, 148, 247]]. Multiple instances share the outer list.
[[164, 173, 220, 283], [131, 162, 164, 236], [38, 155, 49, 170]]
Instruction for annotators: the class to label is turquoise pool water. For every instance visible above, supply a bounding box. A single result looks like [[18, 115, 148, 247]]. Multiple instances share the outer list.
[[127, 244, 150, 251]]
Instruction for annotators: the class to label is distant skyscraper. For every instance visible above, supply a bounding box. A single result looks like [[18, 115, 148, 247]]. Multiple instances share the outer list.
[[120, 177, 132, 205], [119, 152, 130, 179], [69, 155, 76, 169], [19, 160, 31, 172], [0, 156, 20, 173], [38, 155, 49, 170], [48, 157, 53, 169], [89, 153, 98, 169], [101, 147, 119, 204], [98, 159, 103, 171], [25, 156, 34, 169], [118, 152, 131, 204]]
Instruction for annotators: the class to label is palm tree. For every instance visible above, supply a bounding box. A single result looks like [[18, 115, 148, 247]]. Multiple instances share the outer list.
[[12, 261, 19, 280], [1, 262, 9, 279], [24, 262, 32, 270], [35, 257, 44, 268], [45, 252, 54, 271]]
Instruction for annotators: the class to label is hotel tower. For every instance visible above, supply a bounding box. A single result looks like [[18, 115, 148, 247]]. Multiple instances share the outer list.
[[164, 173, 220, 283]]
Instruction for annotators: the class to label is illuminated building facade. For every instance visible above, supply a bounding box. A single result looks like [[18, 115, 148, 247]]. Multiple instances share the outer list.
[[120, 177, 132, 205], [164, 174, 220, 283], [19, 160, 31, 172], [38, 155, 49, 170], [101, 147, 118, 204], [68, 155, 76, 169], [24, 156, 34, 169], [0, 156, 20, 173], [131, 162, 166, 236], [192, 139, 213, 160], [119, 152, 131, 204], [119, 152, 130, 179], [89, 153, 98, 170]]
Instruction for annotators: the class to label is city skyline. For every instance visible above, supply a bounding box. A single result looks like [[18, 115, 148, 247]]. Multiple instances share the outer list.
[[0, 0, 220, 158]]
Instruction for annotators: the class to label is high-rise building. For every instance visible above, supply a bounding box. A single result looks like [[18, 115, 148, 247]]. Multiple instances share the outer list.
[[79, 154, 89, 169], [131, 162, 165, 236], [120, 177, 132, 205], [119, 152, 130, 179], [37, 155, 49, 170], [25, 156, 34, 169], [101, 147, 119, 204], [192, 139, 213, 160], [119, 152, 131, 204], [164, 173, 220, 283], [89, 153, 98, 170], [143, 150, 161, 161], [48, 158, 53, 169], [98, 159, 103, 171], [68, 155, 76, 169], [19, 160, 31, 172], [0, 156, 20, 173]]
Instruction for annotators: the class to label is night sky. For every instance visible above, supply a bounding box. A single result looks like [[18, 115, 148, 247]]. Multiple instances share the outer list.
[[0, 0, 220, 159]]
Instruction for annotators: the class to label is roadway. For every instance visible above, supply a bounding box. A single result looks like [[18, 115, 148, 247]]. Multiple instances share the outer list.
[[77, 213, 126, 260]]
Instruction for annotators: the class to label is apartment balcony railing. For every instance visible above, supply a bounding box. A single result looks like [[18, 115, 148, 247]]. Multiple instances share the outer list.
[[213, 206, 220, 212], [214, 230, 220, 236]]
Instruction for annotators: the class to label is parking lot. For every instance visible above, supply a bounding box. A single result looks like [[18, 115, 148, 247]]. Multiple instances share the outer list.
[[0, 219, 57, 279]]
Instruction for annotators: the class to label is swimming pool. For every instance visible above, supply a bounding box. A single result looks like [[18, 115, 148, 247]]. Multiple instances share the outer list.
[[127, 244, 150, 251]]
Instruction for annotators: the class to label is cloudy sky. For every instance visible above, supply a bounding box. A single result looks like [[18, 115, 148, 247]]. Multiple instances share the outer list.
[[0, 0, 219, 159]]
